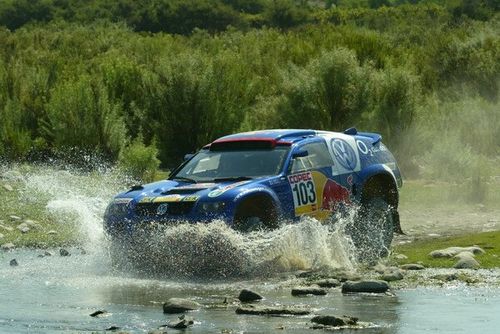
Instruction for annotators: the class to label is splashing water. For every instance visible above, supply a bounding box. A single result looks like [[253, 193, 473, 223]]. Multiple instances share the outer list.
[[3, 164, 357, 278]]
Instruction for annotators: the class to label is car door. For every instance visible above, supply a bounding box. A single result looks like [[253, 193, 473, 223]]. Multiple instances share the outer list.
[[287, 140, 352, 220]]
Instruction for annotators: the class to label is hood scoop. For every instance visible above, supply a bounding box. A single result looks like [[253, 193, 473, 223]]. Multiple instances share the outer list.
[[162, 188, 203, 195]]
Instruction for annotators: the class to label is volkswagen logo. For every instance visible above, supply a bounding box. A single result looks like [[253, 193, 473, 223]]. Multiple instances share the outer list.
[[156, 203, 169, 215], [332, 138, 357, 170]]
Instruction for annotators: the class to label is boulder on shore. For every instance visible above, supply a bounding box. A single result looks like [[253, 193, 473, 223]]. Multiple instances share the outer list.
[[291, 286, 327, 296], [163, 298, 200, 314], [341, 280, 390, 294], [400, 263, 425, 271], [453, 252, 480, 269], [429, 246, 484, 258]]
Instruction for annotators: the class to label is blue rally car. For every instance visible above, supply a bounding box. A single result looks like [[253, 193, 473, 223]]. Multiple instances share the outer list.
[[104, 128, 403, 260]]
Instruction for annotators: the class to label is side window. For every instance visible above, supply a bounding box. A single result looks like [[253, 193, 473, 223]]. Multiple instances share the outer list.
[[291, 141, 334, 173]]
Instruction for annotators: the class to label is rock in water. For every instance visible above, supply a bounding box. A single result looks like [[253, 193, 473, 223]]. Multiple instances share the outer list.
[[291, 287, 327, 296], [236, 305, 311, 316], [10, 259, 18, 266], [381, 269, 404, 282], [167, 315, 194, 329], [162, 298, 200, 314], [59, 248, 70, 256], [89, 310, 109, 317], [105, 325, 121, 331], [311, 279, 341, 288], [1, 243, 15, 251], [341, 280, 390, 294], [311, 315, 358, 327], [238, 289, 263, 302]]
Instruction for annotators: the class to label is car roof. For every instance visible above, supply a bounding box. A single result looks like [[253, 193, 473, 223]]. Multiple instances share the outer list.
[[212, 129, 320, 145]]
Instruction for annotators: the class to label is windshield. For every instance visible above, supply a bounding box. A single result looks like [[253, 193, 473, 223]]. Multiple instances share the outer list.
[[171, 147, 290, 182]]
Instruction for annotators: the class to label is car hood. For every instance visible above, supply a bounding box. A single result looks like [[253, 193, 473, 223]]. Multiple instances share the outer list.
[[114, 178, 263, 203]]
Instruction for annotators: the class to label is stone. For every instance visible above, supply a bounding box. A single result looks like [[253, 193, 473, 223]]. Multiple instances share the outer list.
[[1, 243, 15, 251], [0, 224, 14, 232], [59, 248, 70, 256], [9, 215, 22, 221], [3, 184, 13, 191], [291, 286, 327, 296], [105, 325, 121, 331], [400, 264, 425, 270], [24, 220, 42, 230], [47, 230, 58, 235], [235, 305, 311, 316], [341, 280, 390, 294], [431, 273, 459, 282], [148, 329, 168, 334], [311, 279, 341, 288], [167, 315, 194, 329], [162, 298, 200, 314], [89, 310, 109, 317], [311, 315, 358, 327], [17, 223, 30, 233], [10, 259, 18, 266], [0, 233, 4, 239], [453, 252, 480, 269], [394, 254, 408, 261], [429, 246, 485, 258], [380, 269, 404, 282], [238, 289, 263, 303]]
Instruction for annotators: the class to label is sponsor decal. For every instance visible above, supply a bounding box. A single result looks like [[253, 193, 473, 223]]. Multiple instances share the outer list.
[[176, 183, 216, 190], [288, 171, 317, 214], [347, 174, 354, 186], [156, 203, 169, 215], [356, 140, 369, 155], [332, 138, 358, 170], [182, 195, 200, 202], [208, 180, 251, 198], [153, 195, 183, 203], [114, 198, 132, 204]]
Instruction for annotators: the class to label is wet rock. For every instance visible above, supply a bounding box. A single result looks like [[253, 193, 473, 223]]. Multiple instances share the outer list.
[[47, 230, 58, 235], [105, 325, 121, 331], [238, 289, 263, 303], [1, 242, 15, 251], [429, 246, 485, 258], [167, 315, 194, 329], [163, 298, 200, 314], [3, 184, 14, 192], [453, 252, 480, 269], [432, 273, 459, 282], [291, 286, 327, 296], [295, 270, 315, 278], [9, 215, 22, 221], [400, 264, 425, 270], [89, 310, 109, 317], [380, 269, 404, 282], [311, 315, 358, 327], [10, 259, 18, 266], [341, 280, 390, 294], [235, 305, 311, 316], [148, 329, 168, 334], [59, 248, 70, 256], [38, 251, 53, 258], [17, 223, 30, 233], [311, 279, 341, 288]]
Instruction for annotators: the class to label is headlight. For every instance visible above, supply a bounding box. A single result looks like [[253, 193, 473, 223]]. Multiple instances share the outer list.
[[198, 202, 226, 213], [105, 203, 129, 216]]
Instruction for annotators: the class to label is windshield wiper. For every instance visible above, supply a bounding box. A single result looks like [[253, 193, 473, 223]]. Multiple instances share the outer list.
[[213, 176, 253, 182], [171, 176, 197, 183]]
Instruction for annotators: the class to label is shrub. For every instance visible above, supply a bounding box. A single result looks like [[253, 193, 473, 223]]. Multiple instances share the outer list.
[[118, 136, 160, 182]]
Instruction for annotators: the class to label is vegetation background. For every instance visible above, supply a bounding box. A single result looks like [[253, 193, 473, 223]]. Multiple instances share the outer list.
[[0, 0, 498, 191]]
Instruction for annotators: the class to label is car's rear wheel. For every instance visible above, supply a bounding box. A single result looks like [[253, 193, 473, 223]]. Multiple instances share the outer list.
[[347, 197, 395, 264]]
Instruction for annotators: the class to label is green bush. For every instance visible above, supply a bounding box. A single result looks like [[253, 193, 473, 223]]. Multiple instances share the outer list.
[[118, 136, 160, 182]]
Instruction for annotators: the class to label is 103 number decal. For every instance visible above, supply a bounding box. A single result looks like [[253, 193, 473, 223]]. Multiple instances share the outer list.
[[288, 172, 317, 207]]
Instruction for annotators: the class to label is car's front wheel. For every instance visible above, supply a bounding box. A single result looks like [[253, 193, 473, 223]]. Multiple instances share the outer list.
[[233, 196, 278, 232], [347, 197, 395, 264]]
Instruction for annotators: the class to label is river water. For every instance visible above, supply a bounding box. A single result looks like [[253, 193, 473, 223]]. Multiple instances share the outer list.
[[1, 165, 500, 333]]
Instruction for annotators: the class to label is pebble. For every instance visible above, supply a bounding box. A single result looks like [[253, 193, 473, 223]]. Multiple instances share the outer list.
[[453, 252, 480, 269], [163, 298, 200, 314], [0, 224, 14, 232], [10, 259, 18, 266], [291, 286, 327, 296], [0, 233, 4, 239], [47, 230, 58, 235], [1, 243, 15, 251], [429, 246, 485, 258], [105, 325, 120, 331], [236, 305, 311, 316], [24, 220, 42, 230], [17, 223, 30, 233], [59, 248, 70, 256], [381, 269, 404, 282], [341, 280, 390, 294], [238, 289, 263, 303], [311, 315, 358, 327], [400, 264, 425, 270], [394, 254, 408, 261], [3, 184, 13, 191], [9, 215, 22, 221]]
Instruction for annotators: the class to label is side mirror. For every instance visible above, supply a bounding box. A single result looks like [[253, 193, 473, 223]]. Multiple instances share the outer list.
[[183, 153, 194, 161], [292, 149, 308, 159]]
